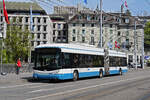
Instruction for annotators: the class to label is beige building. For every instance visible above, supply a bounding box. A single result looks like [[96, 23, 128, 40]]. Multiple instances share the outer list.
[[66, 8, 144, 64], [50, 15, 68, 43], [0, 2, 53, 48]]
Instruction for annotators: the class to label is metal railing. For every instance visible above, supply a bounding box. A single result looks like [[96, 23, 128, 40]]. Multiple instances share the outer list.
[[0, 63, 33, 74]]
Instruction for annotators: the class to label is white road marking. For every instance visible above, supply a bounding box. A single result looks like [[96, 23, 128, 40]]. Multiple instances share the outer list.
[[27, 84, 53, 89], [25, 75, 150, 100], [0, 83, 43, 89], [28, 84, 80, 93]]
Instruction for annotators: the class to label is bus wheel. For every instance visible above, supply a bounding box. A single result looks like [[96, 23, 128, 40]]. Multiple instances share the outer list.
[[99, 70, 103, 78], [119, 69, 122, 75], [73, 71, 78, 81]]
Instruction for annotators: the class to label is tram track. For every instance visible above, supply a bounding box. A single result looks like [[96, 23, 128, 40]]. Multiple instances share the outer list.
[[62, 77, 150, 100], [25, 75, 150, 100]]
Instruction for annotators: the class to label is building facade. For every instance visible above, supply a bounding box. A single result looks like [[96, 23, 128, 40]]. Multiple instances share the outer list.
[[50, 15, 68, 43], [66, 8, 144, 64], [0, 2, 53, 49]]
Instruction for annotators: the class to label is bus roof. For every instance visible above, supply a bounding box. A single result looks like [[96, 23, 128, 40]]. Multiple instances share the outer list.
[[36, 43, 126, 57]]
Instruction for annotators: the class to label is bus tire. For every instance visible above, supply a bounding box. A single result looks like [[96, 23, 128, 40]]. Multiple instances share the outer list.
[[99, 70, 103, 78], [73, 71, 78, 81], [119, 68, 122, 75]]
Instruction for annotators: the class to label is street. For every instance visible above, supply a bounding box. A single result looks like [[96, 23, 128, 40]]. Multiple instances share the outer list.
[[0, 68, 150, 100]]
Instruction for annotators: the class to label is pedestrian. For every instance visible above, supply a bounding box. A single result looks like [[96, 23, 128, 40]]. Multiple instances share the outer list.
[[16, 58, 21, 75]]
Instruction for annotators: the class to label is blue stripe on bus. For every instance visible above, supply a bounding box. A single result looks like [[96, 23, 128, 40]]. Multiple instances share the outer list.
[[79, 71, 100, 78], [33, 69, 128, 80]]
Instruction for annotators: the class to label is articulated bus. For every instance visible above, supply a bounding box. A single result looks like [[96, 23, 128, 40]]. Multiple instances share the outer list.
[[33, 43, 128, 81]]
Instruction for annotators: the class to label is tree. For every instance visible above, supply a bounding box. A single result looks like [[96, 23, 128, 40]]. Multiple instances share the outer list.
[[144, 22, 150, 48], [4, 25, 31, 63]]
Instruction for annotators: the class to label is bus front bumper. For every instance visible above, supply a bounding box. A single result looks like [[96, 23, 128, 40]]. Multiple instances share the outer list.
[[33, 73, 61, 80]]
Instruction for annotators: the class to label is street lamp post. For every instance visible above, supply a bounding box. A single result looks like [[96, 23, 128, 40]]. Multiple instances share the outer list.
[[0, 32, 3, 75], [99, 0, 103, 48], [0, 8, 3, 75], [134, 19, 137, 70], [142, 25, 145, 69]]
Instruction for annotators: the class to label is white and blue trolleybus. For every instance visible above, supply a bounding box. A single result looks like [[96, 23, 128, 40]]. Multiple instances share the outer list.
[[33, 43, 128, 81]]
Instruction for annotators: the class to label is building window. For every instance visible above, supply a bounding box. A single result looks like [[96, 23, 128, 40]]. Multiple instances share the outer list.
[[43, 33, 46, 39], [126, 38, 129, 44], [63, 24, 67, 29], [73, 29, 76, 34], [79, 16, 82, 19], [82, 37, 85, 43], [73, 23, 76, 27], [1, 16, 3, 22], [87, 15, 90, 21], [53, 30, 55, 35], [82, 29, 85, 34], [63, 37, 66, 40], [37, 33, 40, 39], [110, 30, 113, 34], [43, 18, 46, 23], [38, 18, 40, 23], [58, 24, 61, 29], [43, 25, 47, 31], [25, 17, 28, 23], [43, 41, 47, 44], [118, 31, 121, 36], [91, 24, 94, 27], [32, 25, 35, 31], [91, 30, 94, 34], [12, 17, 17, 22], [91, 37, 94, 45], [110, 24, 113, 28], [53, 23, 56, 28], [19, 17, 22, 23], [125, 18, 129, 23], [53, 37, 55, 42], [58, 31, 61, 36], [82, 24, 85, 27], [72, 37, 76, 41], [33, 18, 35, 23], [63, 31, 66, 36], [37, 41, 40, 45], [31, 41, 34, 47], [37, 25, 41, 31], [126, 31, 129, 36], [103, 16, 106, 20]]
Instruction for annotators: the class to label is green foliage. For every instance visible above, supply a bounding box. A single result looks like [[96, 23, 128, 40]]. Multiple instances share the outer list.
[[144, 22, 150, 46], [4, 25, 31, 63]]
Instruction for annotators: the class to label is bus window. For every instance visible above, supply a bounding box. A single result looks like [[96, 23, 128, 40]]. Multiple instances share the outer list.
[[62, 53, 72, 68]]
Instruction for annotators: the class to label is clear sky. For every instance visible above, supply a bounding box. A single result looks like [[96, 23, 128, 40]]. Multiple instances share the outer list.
[[2, 0, 150, 16]]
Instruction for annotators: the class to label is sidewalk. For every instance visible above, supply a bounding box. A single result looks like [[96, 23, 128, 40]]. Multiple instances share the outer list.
[[0, 72, 33, 84], [0, 67, 150, 84]]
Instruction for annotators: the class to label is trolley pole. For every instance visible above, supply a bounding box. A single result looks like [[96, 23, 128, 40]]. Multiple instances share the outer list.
[[99, 0, 103, 48], [0, 8, 3, 74]]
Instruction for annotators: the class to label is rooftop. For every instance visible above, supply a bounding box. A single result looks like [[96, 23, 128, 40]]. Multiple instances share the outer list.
[[0, 2, 46, 15]]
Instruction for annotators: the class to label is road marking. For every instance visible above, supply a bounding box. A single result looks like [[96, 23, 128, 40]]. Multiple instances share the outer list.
[[0, 83, 43, 89], [26, 75, 150, 100], [28, 84, 81, 93], [27, 84, 53, 89]]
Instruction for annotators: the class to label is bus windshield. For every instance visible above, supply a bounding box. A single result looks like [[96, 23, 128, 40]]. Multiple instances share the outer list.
[[34, 48, 61, 71]]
